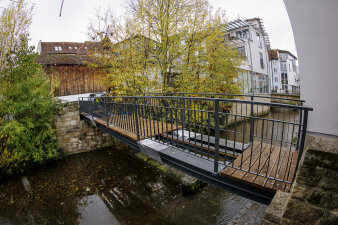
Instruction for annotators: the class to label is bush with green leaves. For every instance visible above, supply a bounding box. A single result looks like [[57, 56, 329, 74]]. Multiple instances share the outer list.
[[0, 39, 61, 178]]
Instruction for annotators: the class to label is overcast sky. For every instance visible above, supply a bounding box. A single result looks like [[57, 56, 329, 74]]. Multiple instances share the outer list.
[[1, 0, 297, 56]]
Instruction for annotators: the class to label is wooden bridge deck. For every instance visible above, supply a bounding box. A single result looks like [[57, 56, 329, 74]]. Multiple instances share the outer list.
[[219, 141, 299, 192], [82, 112, 181, 141], [81, 112, 298, 193]]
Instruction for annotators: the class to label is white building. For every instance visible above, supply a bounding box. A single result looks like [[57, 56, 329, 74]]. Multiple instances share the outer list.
[[269, 49, 300, 94], [227, 18, 271, 94], [284, 0, 338, 137]]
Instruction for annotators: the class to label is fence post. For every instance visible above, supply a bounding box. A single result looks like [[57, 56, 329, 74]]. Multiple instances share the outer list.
[[214, 99, 220, 174], [134, 97, 141, 142], [249, 95, 254, 144]]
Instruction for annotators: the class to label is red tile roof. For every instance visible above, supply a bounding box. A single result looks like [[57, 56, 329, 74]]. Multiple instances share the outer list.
[[36, 54, 92, 65], [39, 42, 83, 55], [269, 49, 279, 60]]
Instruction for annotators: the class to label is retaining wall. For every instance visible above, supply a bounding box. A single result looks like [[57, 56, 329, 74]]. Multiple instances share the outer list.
[[55, 102, 115, 154], [262, 133, 338, 224]]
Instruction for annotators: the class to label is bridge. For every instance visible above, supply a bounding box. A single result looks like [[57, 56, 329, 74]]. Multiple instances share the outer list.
[[78, 93, 312, 204]]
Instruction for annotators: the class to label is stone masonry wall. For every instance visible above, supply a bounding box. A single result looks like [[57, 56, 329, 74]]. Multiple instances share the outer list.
[[262, 133, 338, 225], [55, 102, 115, 154]]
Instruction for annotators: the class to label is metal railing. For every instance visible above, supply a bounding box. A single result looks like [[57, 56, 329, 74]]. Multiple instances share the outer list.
[[79, 94, 312, 191]]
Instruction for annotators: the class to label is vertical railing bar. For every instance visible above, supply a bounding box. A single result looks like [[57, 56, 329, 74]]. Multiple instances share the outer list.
[[165, 100, 169, 146], [257, 119, 264, 175], [175, 105, 181, 149], [194, 101, 197, 155], [207, 111, 211, 160], [249, 96, 254, 144], [156, 99, 160, 142], [234, 115, 241, 169], [274, 122, 285, 179], [181, 99, 185, 151], [266, 120, 275, 177], [214, 99, 220, 173], [148, 98, 153, 140], [200, 109, 204, 159], [171, 106, 174, 146], [241, 104, 247, 169], [296, 102, 303, 150], [293, 109, 309, 183], [284, 123, 295, 191]]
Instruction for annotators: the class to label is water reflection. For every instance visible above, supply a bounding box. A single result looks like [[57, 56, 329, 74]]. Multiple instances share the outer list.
[[222, 108, 300, 148], [0, 148, 265, 225]]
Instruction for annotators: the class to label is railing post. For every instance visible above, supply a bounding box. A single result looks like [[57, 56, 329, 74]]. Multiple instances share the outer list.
[[296, 101, 303, 150], [182, 93, 185, 131], [134, 97, 141, 142], [293, 109, 309, 183], [104, 97, 109, 128], [214, 99, 220, 174], [249, 95, 254, 144], [91, 97, 94, 122]]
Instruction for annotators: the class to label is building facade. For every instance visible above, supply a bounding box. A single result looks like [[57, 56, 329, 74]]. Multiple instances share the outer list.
[[269, 49, 300, 94], [37, 41, 106, 96], [227, 18, 271, 94]]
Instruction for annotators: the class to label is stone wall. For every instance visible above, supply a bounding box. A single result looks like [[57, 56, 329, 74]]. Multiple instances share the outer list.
[[55, 102, 115, 154], [262, 133, 338, 224]]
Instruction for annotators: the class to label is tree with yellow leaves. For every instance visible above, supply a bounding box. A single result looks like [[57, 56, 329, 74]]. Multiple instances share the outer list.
[[87, 0, 243, 95]]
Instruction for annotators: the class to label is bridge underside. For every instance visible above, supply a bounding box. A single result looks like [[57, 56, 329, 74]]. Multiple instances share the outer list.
[[80, 113, 299, 204]]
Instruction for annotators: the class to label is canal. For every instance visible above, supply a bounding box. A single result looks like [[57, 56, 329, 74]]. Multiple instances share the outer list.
[[0, 147, 266, 225]]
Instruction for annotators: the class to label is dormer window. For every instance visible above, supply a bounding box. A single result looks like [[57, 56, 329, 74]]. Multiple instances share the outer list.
[[54, 46, 62, 51]]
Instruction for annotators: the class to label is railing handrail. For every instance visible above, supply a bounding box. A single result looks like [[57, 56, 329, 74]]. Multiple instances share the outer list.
[[104, 92, 306, 103], [78, 93, 312, 192], [79, 96, 312, 111]]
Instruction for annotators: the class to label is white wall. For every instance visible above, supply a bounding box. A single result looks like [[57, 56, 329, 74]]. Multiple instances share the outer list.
[[284, 0, 338, 136]]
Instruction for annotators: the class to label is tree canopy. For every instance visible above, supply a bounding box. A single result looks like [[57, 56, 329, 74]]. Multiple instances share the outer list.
[[0, 0, 60, 178], [87, 0, 243, 95]]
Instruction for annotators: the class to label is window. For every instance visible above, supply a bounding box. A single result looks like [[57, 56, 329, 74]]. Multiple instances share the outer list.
[[279, 53, 288, 61], [237, 46, 246, 57], [273, 68, 277, 73], [289, 64, 291, 72], [242, 29, 248, 39], [84, 47, 88, 49], [75, 46, 78, 49], [280, 62, 287, 71], [236, 31, 242, 39], [235, 29, 249, 39], [54, 46, 62, 51], [274, 77, 278, 82], [259, 52, 264, 69], [69, 46, 72, 50], [281, 73, 288, 84], [256, 32, 262, 48]]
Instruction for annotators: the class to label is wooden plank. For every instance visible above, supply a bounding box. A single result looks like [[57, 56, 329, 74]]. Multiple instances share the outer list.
[[264, 145, 289, 190], [240, 143, 271, 184], [251, 144, 279, 188], [219, 141, 261, 179], [272, 149, 299, 192]]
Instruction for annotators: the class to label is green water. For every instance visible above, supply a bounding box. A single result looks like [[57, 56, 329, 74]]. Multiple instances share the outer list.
[[0, 148, 262, 225]]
